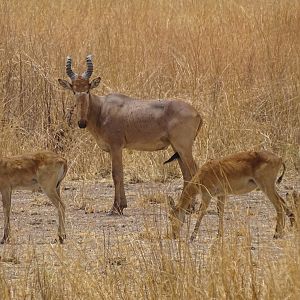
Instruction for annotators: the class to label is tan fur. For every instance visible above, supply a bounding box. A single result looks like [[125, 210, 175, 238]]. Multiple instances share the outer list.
[[0, 151, 68, 244], [59, 57, 202, 215], [168, 150, 294, 240]]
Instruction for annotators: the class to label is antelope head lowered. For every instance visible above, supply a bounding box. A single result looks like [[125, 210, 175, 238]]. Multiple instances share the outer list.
[[58, 55, 202, 215]]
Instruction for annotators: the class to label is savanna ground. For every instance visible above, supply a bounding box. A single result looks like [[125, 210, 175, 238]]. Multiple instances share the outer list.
[[0, 0, 300, 299]]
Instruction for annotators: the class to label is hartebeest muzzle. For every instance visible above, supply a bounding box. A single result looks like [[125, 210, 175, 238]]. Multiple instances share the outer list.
[[78, 120, 87, 129], [76, 93, 89, 129]]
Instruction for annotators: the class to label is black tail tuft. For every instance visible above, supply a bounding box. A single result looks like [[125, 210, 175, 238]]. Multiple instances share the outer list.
[[163, 152, 180, 164]]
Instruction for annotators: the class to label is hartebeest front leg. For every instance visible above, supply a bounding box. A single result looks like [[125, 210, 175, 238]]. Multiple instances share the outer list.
[[109, 146, 127, 215], [1, 188, 12, 244]]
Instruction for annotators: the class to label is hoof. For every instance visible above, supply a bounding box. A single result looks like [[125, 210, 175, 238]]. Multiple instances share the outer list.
[[107, 207, 124, 216], [0, 237, 9, 244], [59, 234, 66, 244], [52, 234, 66, 244]]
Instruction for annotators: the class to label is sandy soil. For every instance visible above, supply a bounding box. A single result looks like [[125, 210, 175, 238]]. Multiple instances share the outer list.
[[0, 174, 299, 286]]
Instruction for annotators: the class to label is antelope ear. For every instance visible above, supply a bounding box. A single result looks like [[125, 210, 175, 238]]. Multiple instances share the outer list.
[[58, 79, 73, 90], [167, 196, 176, 211], [90, 77, 101, 89]]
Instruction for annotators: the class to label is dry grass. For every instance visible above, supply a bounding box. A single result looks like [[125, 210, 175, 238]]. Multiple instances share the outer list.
[[0, 0, 300, 298]]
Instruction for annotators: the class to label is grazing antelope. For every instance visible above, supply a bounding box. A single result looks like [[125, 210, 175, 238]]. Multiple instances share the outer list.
[[168, 150, 295, 241], [0, 151, 67, 244], [58, 55, 202, 215]]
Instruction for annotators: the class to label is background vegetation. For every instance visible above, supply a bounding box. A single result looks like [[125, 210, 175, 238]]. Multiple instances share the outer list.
[[0, 0, 299, 180], [0, 0, 299, 298]]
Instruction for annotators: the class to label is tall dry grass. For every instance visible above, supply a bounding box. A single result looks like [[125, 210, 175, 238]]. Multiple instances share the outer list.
[[0, 0, 300, 299], [0, 211, 300, 299], [0, 0, 299, 179]]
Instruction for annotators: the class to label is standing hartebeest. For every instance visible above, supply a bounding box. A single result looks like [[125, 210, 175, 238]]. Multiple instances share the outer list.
[[0, 151, 67, 244], [58, 55, 202, 215], [168, 150, 295, 240]]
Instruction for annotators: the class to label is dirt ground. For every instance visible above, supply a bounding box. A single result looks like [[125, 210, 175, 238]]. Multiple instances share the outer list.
[[0, 173, 299, 286]]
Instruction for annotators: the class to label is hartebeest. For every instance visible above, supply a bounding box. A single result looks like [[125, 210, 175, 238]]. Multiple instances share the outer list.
[[58, 55, 202, 215], [168, 150, 295, 240], [0, 151, 67, 244]]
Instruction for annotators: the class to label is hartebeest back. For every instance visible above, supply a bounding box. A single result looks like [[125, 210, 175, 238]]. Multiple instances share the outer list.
[[58, 55, 202, 215], [0, 151, 67, 244], [168, 150, 295, 240]]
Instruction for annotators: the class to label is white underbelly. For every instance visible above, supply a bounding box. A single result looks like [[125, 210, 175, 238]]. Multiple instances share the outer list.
[[125, 141, 169, 151]]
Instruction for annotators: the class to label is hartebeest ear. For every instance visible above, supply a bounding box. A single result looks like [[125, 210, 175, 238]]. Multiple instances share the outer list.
[[167, 196, 176, 211], [58, 79, 73, 91], [90, 77, 101, 89]]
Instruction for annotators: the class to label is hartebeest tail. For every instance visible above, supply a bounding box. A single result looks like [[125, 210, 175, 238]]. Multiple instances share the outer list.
[[163, 152, 180, 164]]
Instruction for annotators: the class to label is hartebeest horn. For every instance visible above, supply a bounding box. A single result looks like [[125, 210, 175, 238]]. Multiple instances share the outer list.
[[82, 55, 93, 80], [66, 56, 77, 80]]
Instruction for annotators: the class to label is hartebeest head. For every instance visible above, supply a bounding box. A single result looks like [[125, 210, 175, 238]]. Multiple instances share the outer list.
[[58, 55, 101, 128]]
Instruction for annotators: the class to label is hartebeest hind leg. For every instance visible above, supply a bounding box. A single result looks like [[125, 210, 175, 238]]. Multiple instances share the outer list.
[[1, 188, 12, 244], [177, 157, 198, 212], [171, 141, 198, 212], [169, 115, 199, 191]]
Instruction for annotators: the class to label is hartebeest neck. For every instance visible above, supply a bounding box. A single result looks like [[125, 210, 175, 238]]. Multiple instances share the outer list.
[[84, 93, 103, 129]]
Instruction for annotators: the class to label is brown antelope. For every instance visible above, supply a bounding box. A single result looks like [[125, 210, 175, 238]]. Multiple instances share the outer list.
[[168, 150, 295, 241], [0, 151, 67, 244], [58, 55, 202, 215]]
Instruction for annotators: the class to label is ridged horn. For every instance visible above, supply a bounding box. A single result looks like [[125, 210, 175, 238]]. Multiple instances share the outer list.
[[66, 56, 77, 80], [82, 55, 93, 80]]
